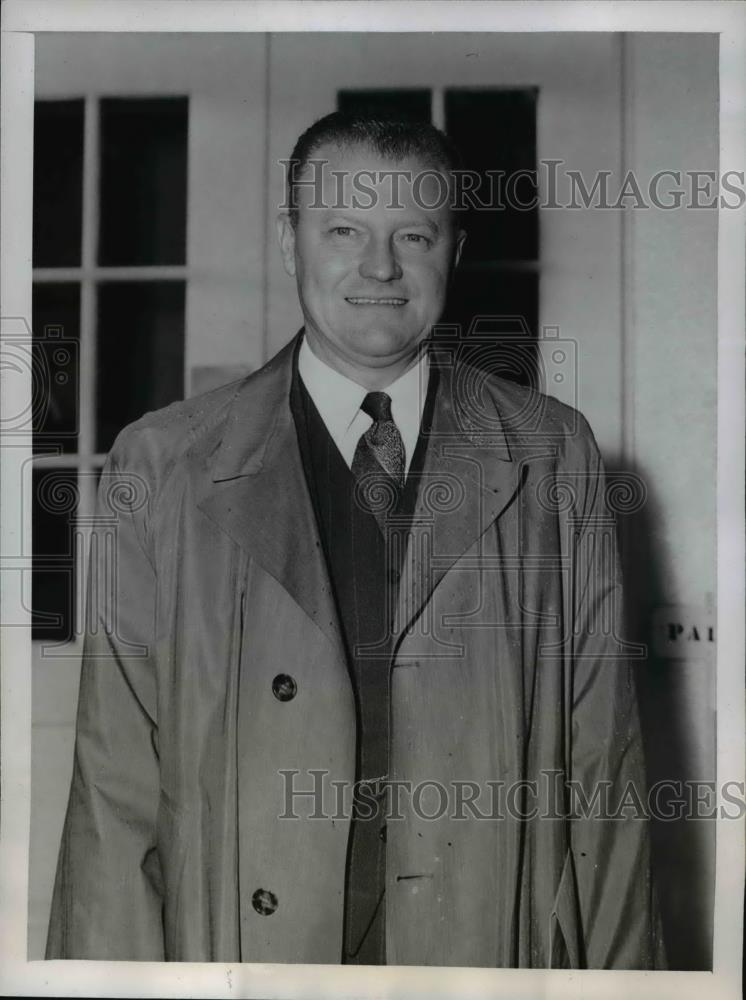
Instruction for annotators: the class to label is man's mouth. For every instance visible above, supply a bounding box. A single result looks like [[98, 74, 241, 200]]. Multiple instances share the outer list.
[[345, 297, 408, 306]]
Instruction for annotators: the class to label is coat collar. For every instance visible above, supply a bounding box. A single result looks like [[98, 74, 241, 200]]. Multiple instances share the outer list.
[[389, 348, 523, 645], [197, 332, 346, 660], [209, 334, 298, 482], [197, 330, 527, 651]]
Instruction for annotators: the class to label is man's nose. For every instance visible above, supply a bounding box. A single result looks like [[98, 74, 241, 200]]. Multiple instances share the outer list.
[[358, 236, 403, 282]]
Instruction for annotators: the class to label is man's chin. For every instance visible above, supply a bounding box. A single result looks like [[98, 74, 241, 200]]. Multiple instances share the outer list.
[[305, 320, 429, 369], [344, 326, 427, 363]]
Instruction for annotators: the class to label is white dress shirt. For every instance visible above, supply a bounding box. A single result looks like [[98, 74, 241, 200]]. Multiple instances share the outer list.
[[297, 335, 429, 476]]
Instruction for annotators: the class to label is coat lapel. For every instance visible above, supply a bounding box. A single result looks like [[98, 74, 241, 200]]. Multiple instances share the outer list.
[[196, 333, 530, 658], [196, 334, 345, 662], [392, 363, 526, 645]]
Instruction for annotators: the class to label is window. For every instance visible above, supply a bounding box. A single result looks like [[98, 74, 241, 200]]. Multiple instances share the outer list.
[[338, 88, 432, 122], [32, 96, 188, 642]]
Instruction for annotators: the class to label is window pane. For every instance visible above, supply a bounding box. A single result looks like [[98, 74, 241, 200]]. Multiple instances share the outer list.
[[445, 89, 538, 262], [33, 99, 84, 267], [96, 281, 185, 451], [442, 269, 539, 386], [32, 283, 80, 454], [338, 89, 431, 122], [32, 468, 77, 643], [99, 97, 188, 266]]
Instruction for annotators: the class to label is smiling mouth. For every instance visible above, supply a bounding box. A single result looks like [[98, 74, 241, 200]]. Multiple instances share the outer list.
[[345, 297, 408, 306]]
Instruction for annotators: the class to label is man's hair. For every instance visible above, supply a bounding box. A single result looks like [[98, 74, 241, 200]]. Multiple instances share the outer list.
[[285, 110, 462, 226]]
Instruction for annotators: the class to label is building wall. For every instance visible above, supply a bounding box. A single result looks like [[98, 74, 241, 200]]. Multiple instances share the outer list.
[[621, 33, 718, 968]]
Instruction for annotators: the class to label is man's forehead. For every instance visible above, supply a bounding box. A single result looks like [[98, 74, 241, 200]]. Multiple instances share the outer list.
[[293, 140, 454, 217]]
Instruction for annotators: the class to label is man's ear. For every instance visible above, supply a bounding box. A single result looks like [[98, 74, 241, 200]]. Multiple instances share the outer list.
[[277, 213, 297, 277]]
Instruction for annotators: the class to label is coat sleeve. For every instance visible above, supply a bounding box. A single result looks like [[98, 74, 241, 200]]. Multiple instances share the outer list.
[[560, 414, 666, 970], [46, 430, 164, 960]]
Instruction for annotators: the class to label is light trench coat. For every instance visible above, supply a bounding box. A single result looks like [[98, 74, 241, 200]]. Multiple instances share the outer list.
[[47, 332, 665, 967]]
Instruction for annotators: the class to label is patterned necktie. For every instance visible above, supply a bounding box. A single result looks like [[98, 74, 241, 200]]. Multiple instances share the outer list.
[[351, 391, 405, 528]]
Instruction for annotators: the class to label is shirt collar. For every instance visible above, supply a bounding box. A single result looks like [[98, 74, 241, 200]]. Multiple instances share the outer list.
[[298, 336, 367, 441], [297, 334, 429, 438]]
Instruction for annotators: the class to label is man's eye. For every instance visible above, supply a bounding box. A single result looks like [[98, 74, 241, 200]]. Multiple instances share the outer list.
[[399, 232, 432, 247], [330, 226, 355, 237]]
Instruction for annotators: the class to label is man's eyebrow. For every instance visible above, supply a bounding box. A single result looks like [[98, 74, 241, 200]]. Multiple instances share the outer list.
[[321, 213, 442, 236], [394, 218, 441, 235]]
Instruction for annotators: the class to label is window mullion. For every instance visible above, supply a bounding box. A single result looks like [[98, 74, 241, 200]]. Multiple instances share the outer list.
[[33, 265, 189, 283], [75, 94, 100, 636]]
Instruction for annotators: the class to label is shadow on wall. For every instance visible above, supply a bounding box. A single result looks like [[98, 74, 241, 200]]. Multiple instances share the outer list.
[[610, 454, 715, 972]]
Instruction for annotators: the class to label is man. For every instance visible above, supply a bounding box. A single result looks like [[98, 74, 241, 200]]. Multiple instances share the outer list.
[[47, 112, 664, 968]]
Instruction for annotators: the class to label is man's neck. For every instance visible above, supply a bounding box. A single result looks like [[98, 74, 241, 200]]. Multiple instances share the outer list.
[[303, 330, 426, 391]]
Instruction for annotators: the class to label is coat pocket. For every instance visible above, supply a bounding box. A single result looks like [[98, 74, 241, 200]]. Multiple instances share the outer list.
[[548, 848, 585, 969]]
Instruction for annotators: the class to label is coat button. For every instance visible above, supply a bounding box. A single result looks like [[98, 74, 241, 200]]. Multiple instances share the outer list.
[[251, 888, 278, 915], [271, 673, 297, 701]]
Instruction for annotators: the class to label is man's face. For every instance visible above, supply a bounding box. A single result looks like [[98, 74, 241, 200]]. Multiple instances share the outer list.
[[278, 142, 465, 377]]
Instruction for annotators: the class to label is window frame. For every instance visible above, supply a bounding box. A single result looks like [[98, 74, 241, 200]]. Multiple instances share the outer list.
[[32, 94, 189, 647]]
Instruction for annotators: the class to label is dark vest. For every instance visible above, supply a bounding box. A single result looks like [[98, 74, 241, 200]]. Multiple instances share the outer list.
[[289, 345, 437, 964]]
